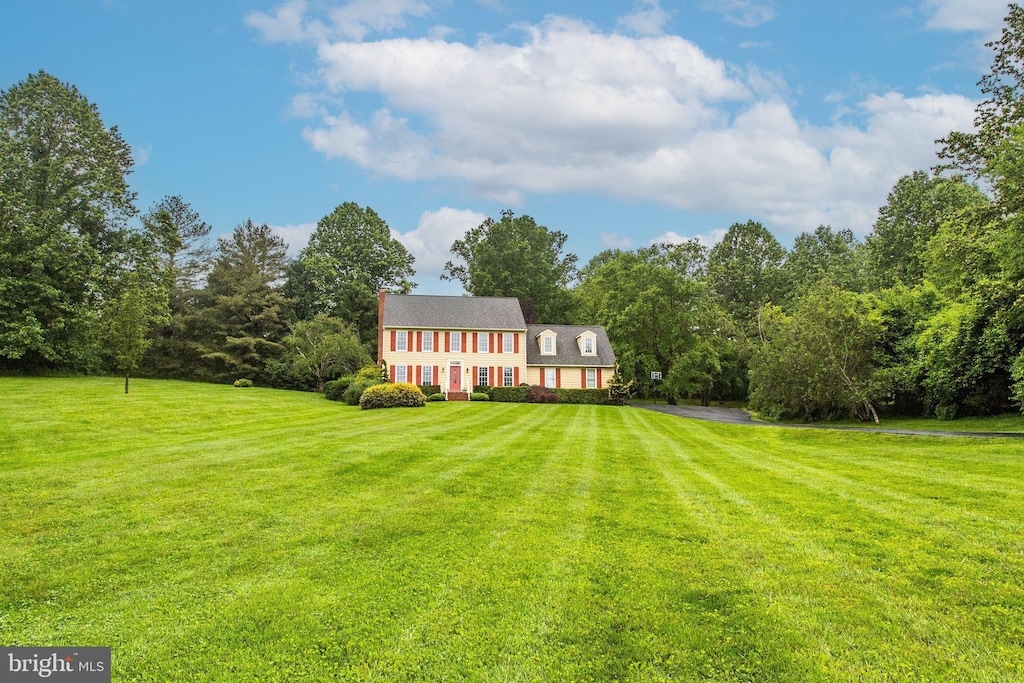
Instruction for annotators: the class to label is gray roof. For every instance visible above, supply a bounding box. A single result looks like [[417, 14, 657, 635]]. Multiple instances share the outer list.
[[525, 324, 616, 367], [383, 294, 526, 331]]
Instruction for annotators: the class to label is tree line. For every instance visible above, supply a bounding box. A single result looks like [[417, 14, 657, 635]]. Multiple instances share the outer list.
[[4, 6, 1024, 418]]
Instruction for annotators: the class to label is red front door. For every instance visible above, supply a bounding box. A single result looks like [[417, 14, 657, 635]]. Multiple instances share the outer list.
[[449, 365, 461, 391]]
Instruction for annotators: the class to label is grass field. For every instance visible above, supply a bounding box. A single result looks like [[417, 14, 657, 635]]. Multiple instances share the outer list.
[[1, 377, 1023, 681]]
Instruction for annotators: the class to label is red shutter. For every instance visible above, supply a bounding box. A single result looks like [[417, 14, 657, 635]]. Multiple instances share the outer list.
[[473, 333, 478, 353], [514, 367, 519, 385], [597, 369, 603, 388], [407, 366, 412, 384], [434, 332, 439, 352], [539, 369, 545, 387], [490, 333, 495, 353], [490, 366, 496, 386], [581, 369, 587, 387], [497, 333, 503, 354], [462, 332, 467, 352], [433, 366, 439, 384], [416, 331, 422, 352], [471, 366, 477, 387], [445, 332, 450, 353], [556, 368, 561, 388], [514, 334, 519, 354], [389, 364, 396, 382], [416, 366, 422, 385], [390, 330, 396, 352]]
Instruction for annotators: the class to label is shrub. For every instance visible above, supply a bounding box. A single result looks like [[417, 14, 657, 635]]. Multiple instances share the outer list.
[[553, 388, 611, 405], [426, 392, 446, 402], [233, 378, 253, 388], [472, 385, 492, 396], [324, 377, 352, 401], [419, 384, 441, 396], [344, 365, 387, 405], [359, 382, 426, 410], [527, 385, 559, 404], [470, 392, 490, 401], [490, 386, 529, 403]]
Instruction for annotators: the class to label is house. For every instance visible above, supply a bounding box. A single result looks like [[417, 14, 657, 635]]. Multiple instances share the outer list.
[[377, 292, 616, 399]]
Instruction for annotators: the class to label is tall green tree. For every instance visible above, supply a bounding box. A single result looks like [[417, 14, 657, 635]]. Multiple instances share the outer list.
[[0, 71, 135, 368], [866, 171, 989, 289], [279, 315, 370, 393], [443, 210, 578, 324], [784, 225, 866, 296], [197, 220, 291, 383], [705, 220, 787, 327], [298, 202, 415, 343]]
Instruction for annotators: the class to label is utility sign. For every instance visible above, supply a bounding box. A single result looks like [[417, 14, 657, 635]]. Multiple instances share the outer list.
[[651, 372, 662, 380]]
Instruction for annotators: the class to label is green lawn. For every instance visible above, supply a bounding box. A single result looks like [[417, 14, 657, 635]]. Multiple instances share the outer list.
[[828, 413, 1024, 433], [1, 377, 1023, 681]]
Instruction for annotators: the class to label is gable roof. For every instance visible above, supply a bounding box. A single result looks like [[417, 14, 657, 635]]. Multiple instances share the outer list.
[[383, 294, 527, 331], [526, 324, 616, 367]]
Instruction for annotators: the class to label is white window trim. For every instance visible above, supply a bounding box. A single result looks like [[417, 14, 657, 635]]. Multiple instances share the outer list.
[[542, 335, 555, 355], [396, 330, 408, 352], [450, 332, 462, 353], [396, 365, 408, 383], [423, 331, 434, 352], [478, 332, 488, 353], [545, 367, 556, 387], [583, 337, 595, 355], [503, 333, 514, 353], [503, 366, 514, 387], [478, 366, 489, 386], [586, 368, 597, 389], [422, 366, 433, 385]]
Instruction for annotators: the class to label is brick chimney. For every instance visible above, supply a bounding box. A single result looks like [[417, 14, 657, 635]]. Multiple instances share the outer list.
[[377, 290, 386, 363]]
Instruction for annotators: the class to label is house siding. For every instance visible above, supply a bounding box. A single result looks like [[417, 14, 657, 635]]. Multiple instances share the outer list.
[[381, 329, 527, 392], [525, 365, 611, 389]]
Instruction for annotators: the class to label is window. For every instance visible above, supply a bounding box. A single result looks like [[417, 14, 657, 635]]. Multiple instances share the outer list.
[[545, 368, 556, 387], [586, 368, 597, 389], [396, 365, 408, 383], [422, 365, 433, 385], [583, 336, 594, 355], [503, 367, 514, 387], [396, 330, 408, 352], [423, 331, 434, 352], [478, 333, 488, 353], [542, 336, 554, 354], [450, 332, 462, 353], [478, 366, 489, 386], [503, 333, 514, 353]]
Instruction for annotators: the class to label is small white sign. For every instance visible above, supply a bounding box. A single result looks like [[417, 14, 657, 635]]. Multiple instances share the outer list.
[[651, 372, 662, 380]]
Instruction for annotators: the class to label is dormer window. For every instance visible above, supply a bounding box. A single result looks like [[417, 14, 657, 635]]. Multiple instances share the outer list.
[[583, 336, 594, 354], [543, 335, 554, 354], [578, 331, 597, 356]]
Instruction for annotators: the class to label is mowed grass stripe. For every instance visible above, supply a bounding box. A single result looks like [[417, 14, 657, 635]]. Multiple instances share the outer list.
[[2, 379, 1023, 681], [632, 410, 1024, 681]]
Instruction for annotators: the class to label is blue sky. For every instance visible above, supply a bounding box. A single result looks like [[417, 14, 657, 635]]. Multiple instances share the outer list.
[[1, 0, 1010, 293]]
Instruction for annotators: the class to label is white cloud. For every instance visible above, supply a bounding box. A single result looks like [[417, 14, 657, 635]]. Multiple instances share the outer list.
[[617, 0, 671, 37], [261, 12, 978, 237], [652, 228, 726, 247], [132, 143, 152, 167], [922, 0, 1009, 34], [270, 222, 318, 255], [391, 207, 487, 277], [701, 0, 776, 28], [246, 0, 431, 43], [599, 232, 634, 249]]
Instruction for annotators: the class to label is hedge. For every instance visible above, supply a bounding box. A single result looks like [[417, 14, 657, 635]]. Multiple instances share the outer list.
[[470, 392, 490, 401], [489, 386, 529, 403], [419, 384, 441, 396], [553, 388, 613, 405], [359, 382, 426, 410], [426, 393, 446, 402]]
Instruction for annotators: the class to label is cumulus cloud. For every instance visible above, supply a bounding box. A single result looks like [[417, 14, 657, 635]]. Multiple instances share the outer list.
[[247, 0, 431, 43], [653, 228, 727, 247], [922, 0, 1009, 34], [617, 0, 671, 36], [270, 222, 318, 255], [701, 0, 776, 28], [391, 207, 487, 277], [255, 11, 977, 237]]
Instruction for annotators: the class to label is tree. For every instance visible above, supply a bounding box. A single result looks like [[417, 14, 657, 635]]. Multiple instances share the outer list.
[[280, 315, 370, 392], [102, 270, 170, 393], [785, 225, 866, 296], [197, 220, 291, 383], [749, 284, 887, 422], [705, 220, 787, 327], [0, 71, 135, 368], [299, 202, 415, 343], [443, 210, 578, 324], [865, 171, 989, 288]]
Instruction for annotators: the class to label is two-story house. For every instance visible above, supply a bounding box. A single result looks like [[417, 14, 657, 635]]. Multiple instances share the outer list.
[[377, 292, 615, 399]]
